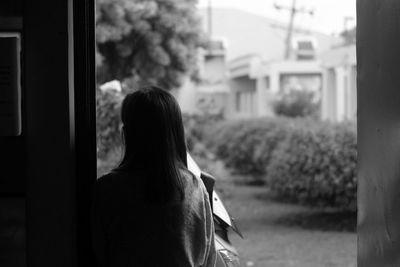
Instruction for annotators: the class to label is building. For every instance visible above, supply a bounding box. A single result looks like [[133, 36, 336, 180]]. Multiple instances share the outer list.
[[227, 53, 323, 118], [203, 8, 340, 119], [177, 8, 342, 119], [197, 8, 340, 61], [226, 33, 333, 119], [320, 44, 357, 122], [176, 37, 230, 116]]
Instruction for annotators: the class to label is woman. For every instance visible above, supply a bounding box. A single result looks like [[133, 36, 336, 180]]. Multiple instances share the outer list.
[[92, 86, 216, 267]]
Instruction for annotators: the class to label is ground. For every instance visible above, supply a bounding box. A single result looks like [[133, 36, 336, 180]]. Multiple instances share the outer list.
[[215, 179, 357, 267], [98, 153, 357, 267]]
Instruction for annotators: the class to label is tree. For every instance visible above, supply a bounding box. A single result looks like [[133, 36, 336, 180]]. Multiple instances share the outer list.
[[341, 26, 356, 45], [96, 0, 205, 90], [273, 90, 320, 118]]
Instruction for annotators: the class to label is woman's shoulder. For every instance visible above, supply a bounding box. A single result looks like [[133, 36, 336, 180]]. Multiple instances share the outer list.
[[95, 169, 146, 192], [95, 170, 121, 188], [180, 168, 208, 197], [94, 169, 149, 206], [180, 167, 200, 185]]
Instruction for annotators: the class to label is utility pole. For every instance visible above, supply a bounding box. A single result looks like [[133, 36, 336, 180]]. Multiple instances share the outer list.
[[207, 0, 213, 53], [208, 0, 212, 37], [274, 0, 314, 60]]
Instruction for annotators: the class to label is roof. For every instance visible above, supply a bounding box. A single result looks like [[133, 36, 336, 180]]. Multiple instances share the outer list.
[[320, 44, 356, 68], [198, 8, 342, 61]]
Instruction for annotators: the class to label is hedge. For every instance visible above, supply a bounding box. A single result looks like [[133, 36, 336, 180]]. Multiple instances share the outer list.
[[96, 88, 123, 159], [273, 90, 320, 118], [206, 118, 291, 176], [266, 121, 356, 210], [205, 117, 357, 210], [182, 113, 223, 151]]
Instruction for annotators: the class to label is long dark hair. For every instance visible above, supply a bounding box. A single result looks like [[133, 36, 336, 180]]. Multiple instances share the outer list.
[[117, 86, 188, 202]]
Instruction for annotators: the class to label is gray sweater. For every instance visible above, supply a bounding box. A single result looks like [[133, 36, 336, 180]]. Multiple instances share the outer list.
[[92, 168, 216, 267]]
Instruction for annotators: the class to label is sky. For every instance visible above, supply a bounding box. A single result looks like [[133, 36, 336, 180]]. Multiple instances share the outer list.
[[197, 0, 356, 35]]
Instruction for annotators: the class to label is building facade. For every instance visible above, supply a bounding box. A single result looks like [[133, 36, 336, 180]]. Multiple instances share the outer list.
[[227, 47, 323, 119], [176, 38, 230, 116], [320, 44, 357, 122], [177, 8, 343, 120]]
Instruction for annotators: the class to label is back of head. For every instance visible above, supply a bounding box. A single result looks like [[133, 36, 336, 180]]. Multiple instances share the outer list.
[[118, 86, 188, 201]]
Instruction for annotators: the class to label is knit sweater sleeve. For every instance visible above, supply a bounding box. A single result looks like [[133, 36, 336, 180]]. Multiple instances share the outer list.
[[200, 183, 217, 267]]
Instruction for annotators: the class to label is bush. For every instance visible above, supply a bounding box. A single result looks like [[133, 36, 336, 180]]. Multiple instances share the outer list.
[[97, 147, 122, 177], [205, 117, 357, 210], [182, 113, 229, 176], [96, 88, 123, 159], [266, 121, 357, 211], [205, 119, 249, 163], [205, 118, 290, 184], [182, 113, 223, 151], [273, 90, 320, 118]]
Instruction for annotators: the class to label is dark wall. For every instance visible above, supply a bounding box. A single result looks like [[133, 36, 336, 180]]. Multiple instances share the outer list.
[[0, 2, 26, 267], [0, 0, 96, 267], [24, 1, 77, 266], [0, 2, 24, 195], [358, 0, 400, 266], [0, 2, 22, 17]]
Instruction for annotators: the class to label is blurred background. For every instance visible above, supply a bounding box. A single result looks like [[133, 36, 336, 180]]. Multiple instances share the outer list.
[[96, 0, 357, 266]]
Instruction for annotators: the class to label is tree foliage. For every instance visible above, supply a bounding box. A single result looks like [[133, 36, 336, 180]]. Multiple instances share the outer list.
[[96, 0, 205, 89], [96, 88, 123, 158], [273, 90, 320, 118], [205, 117, 357, 210], [340, 27, 356, 45]]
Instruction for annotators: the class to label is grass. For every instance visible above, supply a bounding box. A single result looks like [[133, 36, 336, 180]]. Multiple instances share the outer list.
[[214, 179, 356, 267]]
